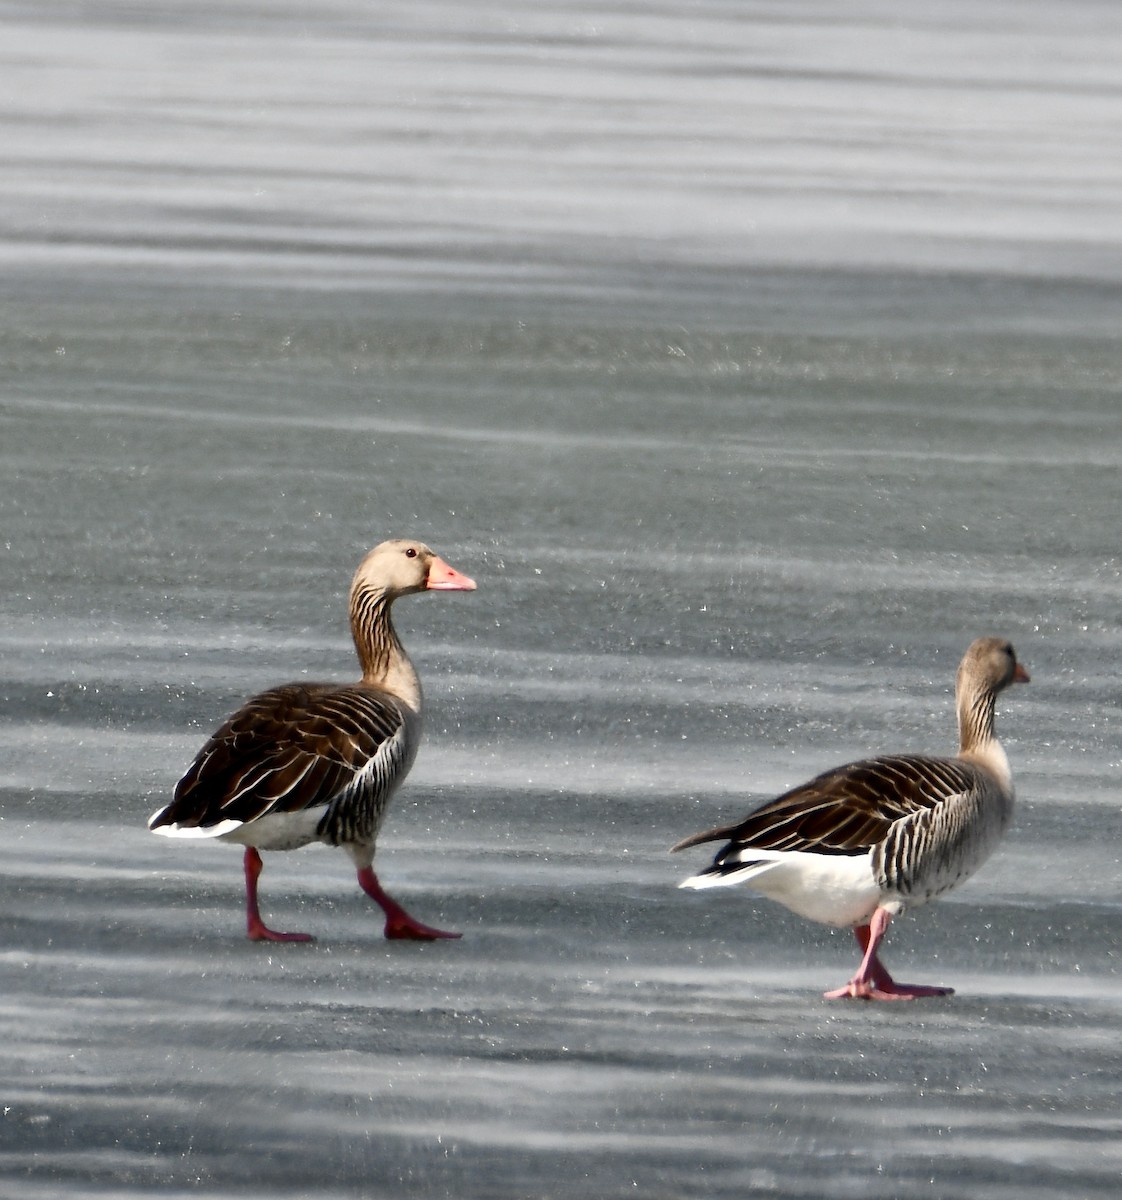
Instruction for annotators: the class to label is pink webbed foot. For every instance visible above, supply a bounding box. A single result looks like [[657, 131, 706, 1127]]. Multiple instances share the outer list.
[[356, 866, 461, 941], [383, 911, 462, 941], [823, 911, 953, 1001], [823, 978, 954, 1002], [247, 916, 315, 944], [243, 847, 314, 943]]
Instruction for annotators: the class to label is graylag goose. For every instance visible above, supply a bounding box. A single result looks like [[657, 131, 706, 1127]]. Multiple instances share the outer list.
[[149, 539, 476, 942], [673, 637, 1029, 1000]]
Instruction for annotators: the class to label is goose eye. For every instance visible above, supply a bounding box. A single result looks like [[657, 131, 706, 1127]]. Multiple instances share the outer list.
[[404, 547, 418, 559]]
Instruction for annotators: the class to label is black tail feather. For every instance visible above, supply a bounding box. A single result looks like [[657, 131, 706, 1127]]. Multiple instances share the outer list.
[[669, 820, 743, 854]]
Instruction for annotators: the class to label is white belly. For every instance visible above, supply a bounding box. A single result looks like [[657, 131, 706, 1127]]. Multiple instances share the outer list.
[[681, 848, 883, 928], [217, 808, 328, 852], [150, 808, 328, 853]]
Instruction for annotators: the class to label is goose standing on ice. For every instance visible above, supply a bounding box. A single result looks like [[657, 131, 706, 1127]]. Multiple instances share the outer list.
[[149, 539, 476, 943], [673, 637, 1029, 1000]]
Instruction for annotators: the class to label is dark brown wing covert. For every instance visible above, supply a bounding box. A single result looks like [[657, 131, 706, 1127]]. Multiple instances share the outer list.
[[674, 755, 978, 858], [153, 683, 405, 830]]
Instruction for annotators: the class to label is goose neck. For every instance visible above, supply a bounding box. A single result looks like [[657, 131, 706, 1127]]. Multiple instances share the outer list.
[[957, 684, 998, 756], [350, 585, 421, 709]]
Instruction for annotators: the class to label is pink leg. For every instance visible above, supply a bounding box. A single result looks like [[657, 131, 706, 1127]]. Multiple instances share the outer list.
[[243, 847, 313, 943], [853, 923, 897, 991], [823, 907, 953, 1001], [356, 867, 461, 940]]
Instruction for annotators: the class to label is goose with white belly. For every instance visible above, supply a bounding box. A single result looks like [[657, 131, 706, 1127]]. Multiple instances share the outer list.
[[673, 637, 1029, 1000], [149, 538, 476, 943]]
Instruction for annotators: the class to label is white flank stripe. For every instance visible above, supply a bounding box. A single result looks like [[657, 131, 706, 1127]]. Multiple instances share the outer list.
[[148, 818, 244, 839]]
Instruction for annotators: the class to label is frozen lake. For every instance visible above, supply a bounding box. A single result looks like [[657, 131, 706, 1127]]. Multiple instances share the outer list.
[[3, 1, 1122, 1196]]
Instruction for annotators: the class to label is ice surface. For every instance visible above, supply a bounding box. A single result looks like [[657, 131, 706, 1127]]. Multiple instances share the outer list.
[[3, 1, 1122, 1196]]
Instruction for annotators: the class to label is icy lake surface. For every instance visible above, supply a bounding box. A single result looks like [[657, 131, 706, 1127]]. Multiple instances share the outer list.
[[3, 1, 1122, 1196]]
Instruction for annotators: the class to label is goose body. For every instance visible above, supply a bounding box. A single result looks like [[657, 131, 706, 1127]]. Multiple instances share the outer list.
[[149, 539, 476, 942], [674, 637, 1029, 1000]]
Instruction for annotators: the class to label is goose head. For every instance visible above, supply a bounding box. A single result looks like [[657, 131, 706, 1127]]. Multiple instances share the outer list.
[[350, 539, 477, 600], [956, 636, 1030, 698]]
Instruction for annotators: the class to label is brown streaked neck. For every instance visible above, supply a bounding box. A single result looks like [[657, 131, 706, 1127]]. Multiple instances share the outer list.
[[957, 682, 998, 756], [956, 680, 1012, 790], [349, 583, 422, 711]]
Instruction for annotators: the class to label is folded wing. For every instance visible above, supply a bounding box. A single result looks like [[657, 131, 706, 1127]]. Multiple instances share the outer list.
[[150, 683, 406, 832], [674, 754, 980, 860]]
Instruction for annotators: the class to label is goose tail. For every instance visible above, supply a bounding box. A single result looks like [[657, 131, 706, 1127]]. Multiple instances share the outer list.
[[678, 855, 780, 891]]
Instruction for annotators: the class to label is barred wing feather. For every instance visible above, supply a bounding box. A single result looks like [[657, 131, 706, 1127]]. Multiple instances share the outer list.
[[675, 755, 980, 859], [151, 683, 406, 831]]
